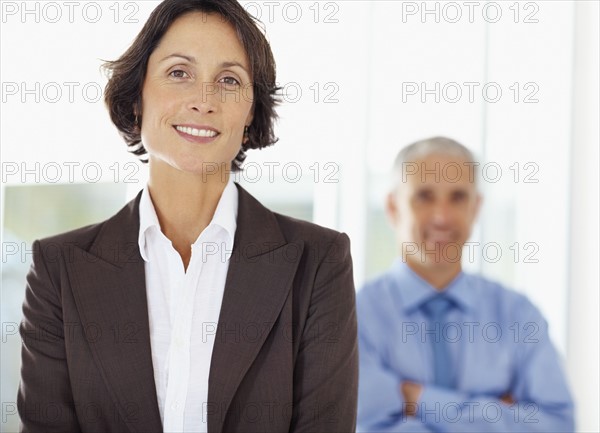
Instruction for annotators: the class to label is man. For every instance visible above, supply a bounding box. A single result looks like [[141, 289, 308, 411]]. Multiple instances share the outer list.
[[357, 137, 574, 432]]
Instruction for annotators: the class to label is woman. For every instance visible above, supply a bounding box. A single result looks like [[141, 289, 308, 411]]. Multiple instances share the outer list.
[[17, 1, 358, 432]]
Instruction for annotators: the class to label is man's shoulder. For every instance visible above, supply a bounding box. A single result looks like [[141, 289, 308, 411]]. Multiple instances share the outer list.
[[463, 272, 541, 318], [466, 272, 526, 299], [356, 269, 398, 307]]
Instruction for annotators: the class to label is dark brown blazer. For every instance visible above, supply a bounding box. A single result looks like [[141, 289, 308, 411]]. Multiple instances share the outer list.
[[18, 183, 358, 433]]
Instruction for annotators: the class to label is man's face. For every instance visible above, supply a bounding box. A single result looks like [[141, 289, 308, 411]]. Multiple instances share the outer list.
[[386, 153, 481, 271]]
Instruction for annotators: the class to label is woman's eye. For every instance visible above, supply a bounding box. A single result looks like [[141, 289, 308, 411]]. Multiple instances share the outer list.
[[219, 76, 241, 86], [169, 69, 189, 79]]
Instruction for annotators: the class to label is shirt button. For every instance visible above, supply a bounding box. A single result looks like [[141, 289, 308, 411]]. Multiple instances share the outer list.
[[172, 401, 179, 410]]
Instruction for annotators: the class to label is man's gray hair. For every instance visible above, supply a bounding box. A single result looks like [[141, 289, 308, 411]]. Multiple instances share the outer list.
[[391, 136, 479, 189]]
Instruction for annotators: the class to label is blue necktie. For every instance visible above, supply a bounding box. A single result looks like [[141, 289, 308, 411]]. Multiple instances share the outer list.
[[422, 295, 455, 389]]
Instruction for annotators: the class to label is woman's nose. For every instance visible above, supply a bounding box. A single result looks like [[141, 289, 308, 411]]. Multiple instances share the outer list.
[[187, 81, 219, 113]]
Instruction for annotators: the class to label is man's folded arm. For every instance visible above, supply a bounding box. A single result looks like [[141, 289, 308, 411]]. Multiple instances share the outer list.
[[357, 319, 434, 432], [413, 301, 574, 433], [413, 384, 573, 433]]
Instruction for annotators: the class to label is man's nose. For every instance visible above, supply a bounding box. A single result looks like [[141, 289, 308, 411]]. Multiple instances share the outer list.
[[431, 201, 453, 225]]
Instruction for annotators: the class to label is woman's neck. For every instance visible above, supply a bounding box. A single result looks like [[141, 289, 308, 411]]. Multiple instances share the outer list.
[[147, 159, 230, 269]]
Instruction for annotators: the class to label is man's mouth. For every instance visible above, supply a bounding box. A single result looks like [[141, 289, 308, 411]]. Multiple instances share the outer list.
[[426, 230, 455, 243]]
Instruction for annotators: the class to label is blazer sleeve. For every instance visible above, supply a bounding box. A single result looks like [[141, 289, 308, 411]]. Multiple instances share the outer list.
[[290, 232, 358, 433], [17, 239, 81, 433]]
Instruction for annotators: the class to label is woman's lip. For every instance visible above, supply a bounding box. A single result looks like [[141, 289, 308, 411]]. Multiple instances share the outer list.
[[173, 125, 220, 144], [174, 124, 220, 133]]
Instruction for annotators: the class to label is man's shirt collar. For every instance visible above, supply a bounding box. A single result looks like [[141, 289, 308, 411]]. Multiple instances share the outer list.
[[390, 258, 477, 314]]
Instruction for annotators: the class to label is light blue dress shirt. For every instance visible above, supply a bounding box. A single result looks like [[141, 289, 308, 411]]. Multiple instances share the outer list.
[[357, 259, 574, 432]]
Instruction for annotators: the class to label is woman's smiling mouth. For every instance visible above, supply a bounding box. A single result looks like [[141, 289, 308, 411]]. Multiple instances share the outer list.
[[173, 124, 221, 143]]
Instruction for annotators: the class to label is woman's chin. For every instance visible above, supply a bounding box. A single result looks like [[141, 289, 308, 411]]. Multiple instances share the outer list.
[[151, 155, 233, 179]]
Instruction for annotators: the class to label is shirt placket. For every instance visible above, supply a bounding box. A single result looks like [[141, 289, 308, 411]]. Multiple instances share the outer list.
[[163, 246, 202, 432]]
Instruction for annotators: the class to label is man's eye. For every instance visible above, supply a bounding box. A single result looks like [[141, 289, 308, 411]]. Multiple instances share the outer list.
[[417, 191, 433, 201], [452, 192, 467, 202], [219, 76, 240, 86], [169, 69, 189, 79]]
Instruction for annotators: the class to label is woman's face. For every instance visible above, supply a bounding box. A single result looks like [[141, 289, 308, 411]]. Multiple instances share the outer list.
[[140, 12, 254, 176]]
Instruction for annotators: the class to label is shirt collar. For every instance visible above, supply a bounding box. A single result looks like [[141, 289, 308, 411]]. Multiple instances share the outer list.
[[138, 184, 161, 262], [208, 177, 238, 247], [137, 177, 238, 262], [390, 258, 475, 313]]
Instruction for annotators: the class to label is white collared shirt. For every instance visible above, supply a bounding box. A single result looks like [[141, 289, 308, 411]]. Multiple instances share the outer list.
[[138, 179, 238, 433]]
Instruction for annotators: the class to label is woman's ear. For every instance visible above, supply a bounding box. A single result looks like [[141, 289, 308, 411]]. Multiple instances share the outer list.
[[245, 109, 254, 127], [243, 111, 253, 145], [246, 97, 255, 125]]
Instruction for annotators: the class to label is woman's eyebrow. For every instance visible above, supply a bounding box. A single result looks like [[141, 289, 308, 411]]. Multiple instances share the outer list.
[[220, 61, 250, 74], [159, 54, 249, 73], [160, 53, 196, 63]]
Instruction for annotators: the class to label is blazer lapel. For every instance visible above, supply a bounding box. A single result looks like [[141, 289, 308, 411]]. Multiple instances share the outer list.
[[208, 185, 304, 433], [66, 192, 163, 433]]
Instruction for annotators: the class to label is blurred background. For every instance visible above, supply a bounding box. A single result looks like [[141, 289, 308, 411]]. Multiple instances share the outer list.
[[1, 1, 598, 431]]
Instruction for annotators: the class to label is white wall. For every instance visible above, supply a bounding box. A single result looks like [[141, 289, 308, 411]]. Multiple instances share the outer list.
[[567, 1, 600, 431]]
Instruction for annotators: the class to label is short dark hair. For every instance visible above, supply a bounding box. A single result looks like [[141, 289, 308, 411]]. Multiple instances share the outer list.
[[102, 0, 279, 171]]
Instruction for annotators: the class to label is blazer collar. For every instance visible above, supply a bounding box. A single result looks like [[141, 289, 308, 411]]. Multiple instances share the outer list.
[[66, 183, 301, 433], [65, 189, 161, 433], [81, 182, 288, 268], [207, 184, 303, 433]]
